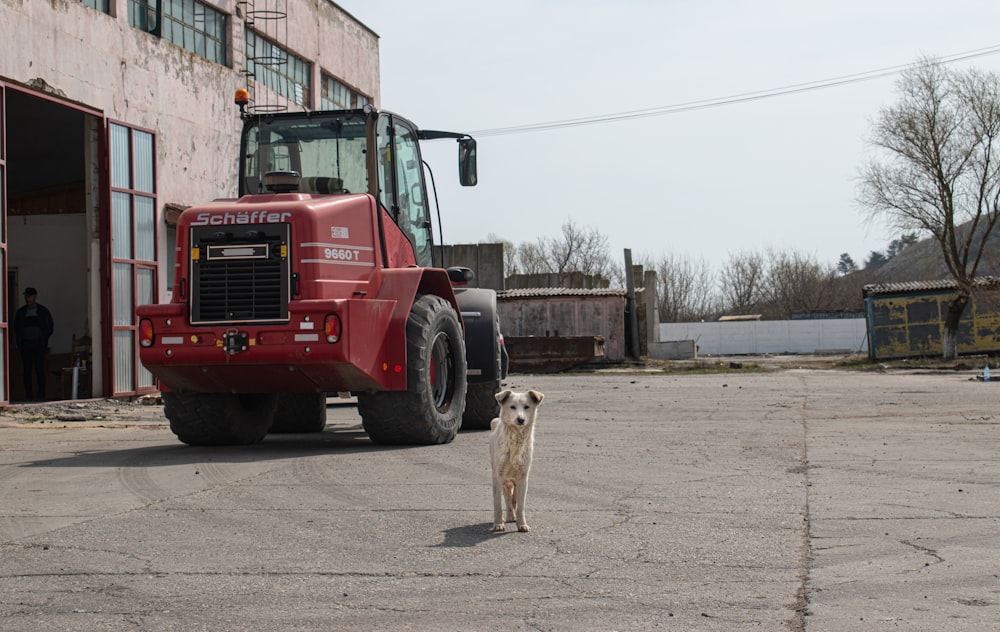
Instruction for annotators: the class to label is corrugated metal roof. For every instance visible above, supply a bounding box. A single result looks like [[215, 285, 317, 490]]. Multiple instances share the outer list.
[[498, 287, 628, 299], [862, 276, 1000, 297]]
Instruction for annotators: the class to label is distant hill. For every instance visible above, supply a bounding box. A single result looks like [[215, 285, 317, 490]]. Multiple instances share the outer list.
[[861, 222, 1000, 284], [827, 222, 1000, 311]]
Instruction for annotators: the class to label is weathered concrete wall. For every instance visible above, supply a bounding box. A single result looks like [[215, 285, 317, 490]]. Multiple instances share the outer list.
[[498, 295, 626, 363], [439, 243, 504, 290], [660, 319, 868, 356], [649, 340, 697, 360], [297, 0, 380, 99]]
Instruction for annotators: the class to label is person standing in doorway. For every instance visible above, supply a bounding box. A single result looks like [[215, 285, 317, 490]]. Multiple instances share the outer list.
[[14, 287, 55, 401]]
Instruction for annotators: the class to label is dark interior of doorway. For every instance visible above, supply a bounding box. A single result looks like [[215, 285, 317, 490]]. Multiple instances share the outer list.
[[6, 90, 91, 401]]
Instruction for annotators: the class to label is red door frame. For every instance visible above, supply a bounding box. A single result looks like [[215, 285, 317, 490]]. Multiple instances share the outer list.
[[0, 81, 104, 403], [105, 119, 158, 397], [0, 84, 7, 405]]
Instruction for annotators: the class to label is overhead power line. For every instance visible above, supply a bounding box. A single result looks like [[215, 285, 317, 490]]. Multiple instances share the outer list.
[[471, 44, 1000, 137]]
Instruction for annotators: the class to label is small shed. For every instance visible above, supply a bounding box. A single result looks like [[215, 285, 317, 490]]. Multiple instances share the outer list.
[[497, 288, 627, 366], [863, 277, 1000, 359]]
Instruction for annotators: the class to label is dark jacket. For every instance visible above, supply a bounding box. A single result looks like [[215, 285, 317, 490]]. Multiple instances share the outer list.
[[14, 303, 54, 350]]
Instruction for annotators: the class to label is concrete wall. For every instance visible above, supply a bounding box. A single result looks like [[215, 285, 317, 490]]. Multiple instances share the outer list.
[[660, 319, 868, 356], [440, 243, 504, 291], [650, 339, 697, 360], [499, 295, 626, 363]]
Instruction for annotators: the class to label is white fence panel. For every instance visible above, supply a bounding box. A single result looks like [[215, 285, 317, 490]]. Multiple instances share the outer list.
[[660, 319, 867, 356], [755, 322, 789, 353]]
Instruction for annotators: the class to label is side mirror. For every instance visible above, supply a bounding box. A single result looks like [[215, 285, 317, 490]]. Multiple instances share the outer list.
[[458, 138, 477, 187], [447, 266, 475, 285]]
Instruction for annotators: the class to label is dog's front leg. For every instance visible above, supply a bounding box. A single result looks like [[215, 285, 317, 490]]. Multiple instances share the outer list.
[[504, 481, 517, 523], [491, 476, 506, 532], [514, 478, 530, 532]]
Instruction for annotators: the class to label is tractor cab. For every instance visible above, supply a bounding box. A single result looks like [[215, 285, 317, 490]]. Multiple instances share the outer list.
[[238, 107, 476, 268]]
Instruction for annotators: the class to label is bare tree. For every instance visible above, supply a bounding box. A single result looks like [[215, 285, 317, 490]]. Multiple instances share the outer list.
[[484, 233, 516, 279], [543, 219, 617, 282], [653, 253, 720, 322], [759, 249, 838, 319], [859, 57, 1000, 359], [504, 219, 619, 285], [718, 250, 766, 315], [512, 240, 550, 276]]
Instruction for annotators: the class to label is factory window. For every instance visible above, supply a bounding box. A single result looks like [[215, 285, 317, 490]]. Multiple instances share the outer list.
[[128, 0, 228, 65], [80, 0, 111, 13], [319, 75, 369, 110], [245, 30, 312, 107]]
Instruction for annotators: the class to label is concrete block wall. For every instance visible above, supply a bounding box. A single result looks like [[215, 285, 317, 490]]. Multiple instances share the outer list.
[[439, 243, 504, 290], [660, 319, 868, 356], [498, 295, 626, 363]]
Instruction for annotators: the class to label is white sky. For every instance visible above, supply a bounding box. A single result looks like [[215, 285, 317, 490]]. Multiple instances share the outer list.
[[344, 1, 1000, 272]]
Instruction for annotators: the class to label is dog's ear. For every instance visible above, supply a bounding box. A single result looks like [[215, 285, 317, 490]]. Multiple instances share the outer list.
[[495, 389, 513, 404], [528, 390, 544, 405]]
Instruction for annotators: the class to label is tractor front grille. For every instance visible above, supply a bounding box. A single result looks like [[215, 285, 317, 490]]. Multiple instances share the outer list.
[[189, 223, 291, 324]]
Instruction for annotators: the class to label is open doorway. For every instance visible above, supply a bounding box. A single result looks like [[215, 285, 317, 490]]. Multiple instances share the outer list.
[[5, 90, 97, 401]]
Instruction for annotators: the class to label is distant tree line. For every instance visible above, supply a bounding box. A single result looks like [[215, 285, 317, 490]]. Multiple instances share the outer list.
[[486, 219, 917, 324], [837, 233, 918, 275]]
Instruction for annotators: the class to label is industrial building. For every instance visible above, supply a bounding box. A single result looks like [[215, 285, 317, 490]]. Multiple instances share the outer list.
[[0, 0, 379, 402]]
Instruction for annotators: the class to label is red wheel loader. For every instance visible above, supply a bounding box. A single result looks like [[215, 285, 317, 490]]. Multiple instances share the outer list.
[[137, 98, 507, 445]]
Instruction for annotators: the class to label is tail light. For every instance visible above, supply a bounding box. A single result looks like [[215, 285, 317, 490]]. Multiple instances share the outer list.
[[139, 319, 155, 347], [324, 314, 342, 343]]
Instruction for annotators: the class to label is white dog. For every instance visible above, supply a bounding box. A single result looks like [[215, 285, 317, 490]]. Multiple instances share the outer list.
[[489, 389, 544, 532]]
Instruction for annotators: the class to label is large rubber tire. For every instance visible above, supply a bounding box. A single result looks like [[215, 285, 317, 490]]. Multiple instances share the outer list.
[[269, 393, 328, 433], [163, 392, 277, 446], [462, 381, 501, 430], [358, 294, 467, 445], [462, 311, 504, 431]]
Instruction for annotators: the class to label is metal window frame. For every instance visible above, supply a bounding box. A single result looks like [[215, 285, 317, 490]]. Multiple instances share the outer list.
[[127, 0, 228, 65], [107, 121, 159, 396], [245, 28, 312, 106]]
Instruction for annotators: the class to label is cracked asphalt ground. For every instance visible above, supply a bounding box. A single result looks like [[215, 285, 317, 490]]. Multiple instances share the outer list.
[[1, 368, 999, 631]]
